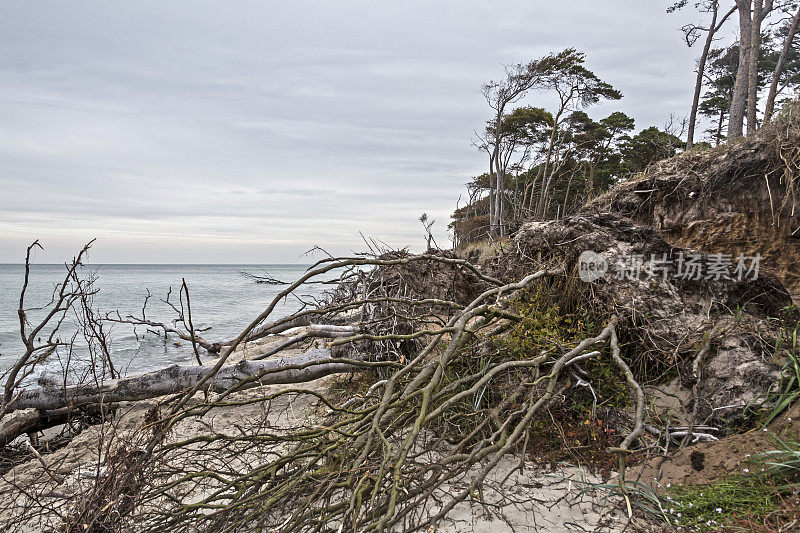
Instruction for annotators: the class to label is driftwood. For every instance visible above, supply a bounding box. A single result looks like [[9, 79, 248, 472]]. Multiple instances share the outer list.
[[0, 409, 40, 447], [251, 325, 360, 360], [0, 326, 359, 443], [108, 313, 353, 358], [7, 349, 357, 412], [0, 404, 113, 447], [221, 315, 312, 347], [239, 270, 289, 285]]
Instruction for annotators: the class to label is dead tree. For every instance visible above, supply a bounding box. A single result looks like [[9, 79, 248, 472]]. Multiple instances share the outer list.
[[239, 269, 289, 284], [7, 348, 360, 411], [3, 242, 651, 533], [4, 223, 792, 532], [2, 240, 98, 411]]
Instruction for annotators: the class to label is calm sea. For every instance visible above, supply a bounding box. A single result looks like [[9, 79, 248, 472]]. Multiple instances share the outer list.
[[0, 264, 327, 381]]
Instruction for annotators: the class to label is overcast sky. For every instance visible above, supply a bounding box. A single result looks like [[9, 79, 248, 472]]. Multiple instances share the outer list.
[[0, 1, 700, 263]]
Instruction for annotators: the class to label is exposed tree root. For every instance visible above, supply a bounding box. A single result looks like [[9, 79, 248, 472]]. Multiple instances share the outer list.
[[1, 233, 794, 532]]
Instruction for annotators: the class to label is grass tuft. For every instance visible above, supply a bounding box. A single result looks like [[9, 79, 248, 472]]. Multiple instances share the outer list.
[[645, 439, 800, 530]]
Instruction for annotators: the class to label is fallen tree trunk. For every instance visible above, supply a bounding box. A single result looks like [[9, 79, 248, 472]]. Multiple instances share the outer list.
[[0, 404, 114, 447], [0, 409, 40, 447], [221, 315, 312, 348], [7, 349, 357, 412], [274, 324, 359, 339], [251, 325, 360, 361]]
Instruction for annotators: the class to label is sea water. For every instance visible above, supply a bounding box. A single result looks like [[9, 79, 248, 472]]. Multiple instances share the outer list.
[[0, 264, 328, 381]]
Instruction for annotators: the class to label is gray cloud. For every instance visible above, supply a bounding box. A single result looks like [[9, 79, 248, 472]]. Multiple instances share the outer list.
[[0, 1, 698, 263]]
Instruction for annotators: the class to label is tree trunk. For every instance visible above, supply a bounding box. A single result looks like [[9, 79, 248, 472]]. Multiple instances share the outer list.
[[747, 0, 764, 134], [688, 4, 735, 147], [489, 153, 497, 238], [6, 348, 357, 412], [536, 113, 562, 219], [0, 409, 41, 446], [564, 168, 577, 217], [215, 315, 311, 350], [526, 168, 543, 215], [495, 172, 503, 237], [521, 180, 532, 218], [0, 405, 112, 447], [764, 4, 800, 122], [729, 0, 753, 139]]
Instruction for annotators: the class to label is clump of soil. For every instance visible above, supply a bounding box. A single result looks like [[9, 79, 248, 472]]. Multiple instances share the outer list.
[[591, 108, 800, 301], [634, 403, 800, 486], [496, 211, 794, 429]]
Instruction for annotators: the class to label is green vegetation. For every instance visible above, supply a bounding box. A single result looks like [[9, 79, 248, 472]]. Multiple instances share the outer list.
[[662, 473, 797, 530], [452, 48, 686, 246], [583, 438, 800, 531], [763, 323, 800, 427], [650, 440, 800, 531], [454, 2, 800, 246], [699, 24, 800, 146]]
